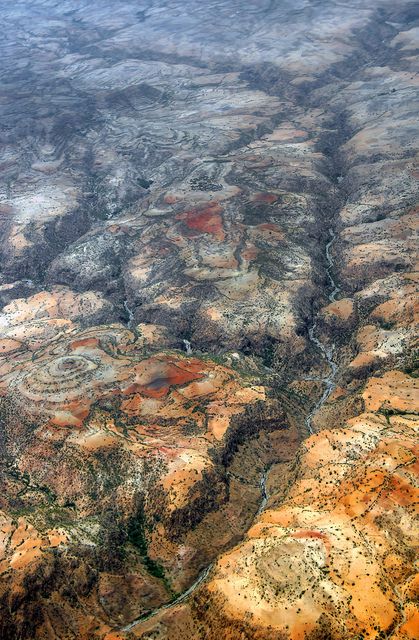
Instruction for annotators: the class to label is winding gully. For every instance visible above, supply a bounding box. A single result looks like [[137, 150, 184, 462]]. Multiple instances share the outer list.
[[305, 228, 341, 434], [120, 226, 341, 632]]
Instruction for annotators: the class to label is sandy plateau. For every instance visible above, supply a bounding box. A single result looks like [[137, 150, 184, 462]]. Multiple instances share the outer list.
[[0, 1, 418, 639]]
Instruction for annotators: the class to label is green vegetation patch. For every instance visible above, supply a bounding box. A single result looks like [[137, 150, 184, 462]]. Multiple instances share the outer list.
[[127, 510, 169, 585]]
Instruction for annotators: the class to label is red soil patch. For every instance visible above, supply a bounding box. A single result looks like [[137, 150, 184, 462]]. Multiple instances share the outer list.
[[157, 445, 184, 460], [258, 223, 281, 231], [253, 223, 284, 242], [70, 337, 100, 350], [136, 382, 170, 399], [122, 383, 145, 395], [177, 202, 225, 240], [50, 402, 90, 427], [125, 358, 205, 399], [292, 529, 331, 559], [385, 474, 419, 508], [0, 203, 14, 214], [147, 361, 204, 393], [164, 194, 178, 204], [120, 395, 142, 413], [292, 529, 329, 542], [0, 338, 22, 354], [252, 192, 278, 204], [241, 245, 259, 261]]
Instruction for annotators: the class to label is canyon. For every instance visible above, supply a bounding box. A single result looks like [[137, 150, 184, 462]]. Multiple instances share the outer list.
[[0, 1, 418, 639]]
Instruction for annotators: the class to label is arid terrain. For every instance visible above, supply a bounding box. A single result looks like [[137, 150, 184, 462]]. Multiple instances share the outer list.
[[0, 1, 418, 639]]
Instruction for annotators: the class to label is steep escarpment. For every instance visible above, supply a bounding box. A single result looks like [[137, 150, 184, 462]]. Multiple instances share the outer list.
[[0, 1, 417, 639]]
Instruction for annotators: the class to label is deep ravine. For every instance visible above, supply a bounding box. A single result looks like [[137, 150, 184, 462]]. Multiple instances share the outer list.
[[121, 563, 214, 631], [121, 463, 271, 631], [119, 225, 342, 633], [123, 299, 135, 330], [304, 227, 341, 435]]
